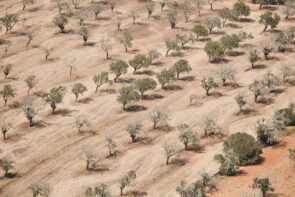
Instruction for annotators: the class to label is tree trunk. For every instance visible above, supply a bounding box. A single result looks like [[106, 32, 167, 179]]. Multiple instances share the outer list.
[[106, 52, 109, 59], [125, 46, 128, 52], [206, 89, 209, 96], [166, 49, 170, 57], [263, 25, 268, 32], [27, 89, 30, 96], [177, 73, 180, 80], [3, 131, 6, 140], [120, 188, 123, 196], [184, 143, 188, 150], [210, 3, 213, 11], [254, 95, 258, 103], [75, 94, 78, 102], [29, 118, 33, 127], [259, 3, 263, 10], [222, 79, 226, 86], [95, 84, 100, 93], [86, 161, 90, 170], [166, 157, 170, 165], [4, 98, 7, 106], [141, 92, 144, 100], [131, 135, 136, 143]]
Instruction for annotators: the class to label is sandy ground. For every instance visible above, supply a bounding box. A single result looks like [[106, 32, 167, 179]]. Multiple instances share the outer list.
[[0, 0, 295, 196]]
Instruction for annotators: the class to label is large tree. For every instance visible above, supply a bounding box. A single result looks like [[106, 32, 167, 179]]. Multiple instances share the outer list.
[[134, 78, 157, 99], [117, 86, 140, 110], [109, 60, 128, 83], [173, 59, 192, 79], [43, 86, 66, 114], [259, 11, 280, 32]]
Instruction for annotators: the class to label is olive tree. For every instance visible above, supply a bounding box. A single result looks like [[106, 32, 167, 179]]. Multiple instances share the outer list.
[[165, 38, 179, 56], [120, 30, 133, 52], [176, 33, 189, 49], [0, 118, 12, 141], [189, 94, 199, 106], [261, 43, 273, 60], [129, 10, 139, 24], [116, 16, 122, 31], [191, 24, 208, 40], [129, 54, 151, 73], [85, 183, 111, 197], [43, 86, 66, 114], [117, 85, 140, 110], [162, 140, 180, 165], [150, 107, 169, 129], [248, 49, 260, 69], [252, 177, 274, 197], [248, 80, 268, 103], [216, 63, 236, 86], [156, 68, 175, 89], [43, 47, 54, 61], [0, 157, 14, 177], [126, 120, 143, 143], [25, 75, 38, 96], [0, 85, 16, 106], [76, 8, 90, 26], [204, 15, 221, 34], [148, 50, 161, 64], [167, 9, 178, 29], [173, 59, 192, 79], [146, 2, 155, 19], [105, 135, 117, 156], [218, 8, 232, 27], [109, 60, 128, 82], [201, 77, 218, 96], [90, 2, 104, 19], [0, 13, 18, 34], [214, 150, 239, 176], [219, 34, 240, 52], [22, 0, 34, 10], [179, 1, 193, 23], [72, 83, 87, 102], [262, 72, 280, 92], [275, 28, 295, 52], [53, 15, 68, 33], [207, 0, 223, 11], [282, 1, 295, 20], [100, 36, 112, 59], [135, 78, 157, 99], [28, 180, 52, 197], [204, 41, 225, 62], [119, 170, 136, 196], [78, 27, 89, 44], [21, 97, 44, 127], [160, 0, 167, 11], [235, 93, 247, 113], [2, 64, 12, 79], [192, 0, 205, 16], [109, 0, 117, 12], [52, 0, 69, 15], [93, 72, 108, 93], [26, 32, 33, 47], [74, 115, 91, 133], [177, 123, 198, 150], [81, 145, 99, 170], [176, 180, 205, 197], [200, 116, 219, 136], [280, 63, 294, 82], [255, 119, 275, 146], [259, 11, 280, 32], [231, 1, 250, 20]]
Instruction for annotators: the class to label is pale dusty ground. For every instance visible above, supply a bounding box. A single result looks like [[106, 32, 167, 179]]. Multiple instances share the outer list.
[[0, 0, 295, 196]]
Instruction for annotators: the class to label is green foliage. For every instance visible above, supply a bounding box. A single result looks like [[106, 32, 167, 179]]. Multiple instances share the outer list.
[[259, 11, 280, 32], [109, 60, 128, 82], [248, 49, 261, 69], [249, 80, 268, 103], [93, 72, 109, 93], [126, 120, 143, 143], [191, 24, 209, 39], [0, 13, 18, 34], [156, 68, 175, 88], [120, 30, 133, 52], [120, 170, 136, 196], [165, 38, 180, 56], [0, 85, 16, 106], [78, 27, 89, 44], [176, 180, 205, 197], [214, 150, 239, 176], [173, 59, 192, 79], [43, 86, 66, 114], [0, 118, 12, 140], [162, 140, 180, 165], [25, 75, 38, 96], [204, 41, 225, 62], [223, 132, 262, 166], [28, 181, 52, 197], [201, 77, 218, 96], [0, 157, 14, 177], [231, 1, 250, 20], [255, 119, 275, 146], [134, 78, 157, 99], [234, 93, 247, 112], [274, 108, 295, 126], [218, 8, 232, 27], [176, 33, 189, 48], [85, 183, 111, 197], [262, 44, 273, 60], [219, 34, 240, 52], [129, 54, 151, 73], [53, 15, 68, 33], [148, 50, 161, 63], [252, 177, 274, 197], [117, 86, 140, 109], [177, 123, 198, 150], [72, 83, 87, 102], [203, 15, 221, 34]]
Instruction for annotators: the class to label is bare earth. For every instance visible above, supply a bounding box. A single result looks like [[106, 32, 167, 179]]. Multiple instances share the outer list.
[[0, 0, 295, 196]]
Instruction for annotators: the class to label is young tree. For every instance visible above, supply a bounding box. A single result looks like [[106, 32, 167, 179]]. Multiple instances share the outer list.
[[192, 0, 205, 16], [167, 9, 178, 29], [129, 54, 151, 73], [22, 0, 34, 10], [214, 150, 239, 176], [189, 94, 198, 106], [204, 15, 221, 34], [126, 120, 143, 143], [177, 123, 198, 150], [109, 60, 128, 82], [248, 80, 268, 103], [129, 10, 139, 24], [162, 140, 180, 165], [134, 78, 157, 99], [261, 44, 273, 60], [218, 8, 232, 27], [21, 97, 44, 127], [165, 38, 179, 56], [85, 183, 111, 197], [262, 72, 279, 92], [219, 34, 241, 52], [252, 177, 274, 197], [176, 180, 205, 197], [231, 1, 250, 20], [26, 32, 33, 47], [282, 1, 295, 20], [200, 116, 219, 136], [259, 11, 280, 32], [93, 72, 109, 93], [43, 86, 66, 114], [191, 24, 209, 40], [148, 50, 161, 64], [2, 64, 12, 79], [201, 77, 218, 96], [217, 63, 236, 86], [0, 117, 12, 141], [120, 30, 133, 52], [43, 47, 54, 61], [109, 0, 117, 12], [105, 135, 117, 156], [78, 27, 89, 44], [160, 0, 167, 11], [52, 0, 69, 15], [275, 28, 295, 52], [25, 75, 38, 96], [53, 15, 68, 33], [100, 36, 112, 59], [81, 145, 99, 170], [74, 116, 91, 133], [175, 33, 189, 49], [207, 0, 223, 11], [116, 16, 122, 31], [248, 49, 260, 69], [72, 83, 87, 102], [0, 157, 14, 177], [0, 85, 16, 106], [90, 2, 104, 20], [179, 1, 193, 23], [280, 63, 294, 82], [146, 2, 155, 19], [117, 85, 140, 110], [204, 41, 225, 62], [119, 170, 136, 196], [255, 119, 275, 146], [28, 180, 52, 197], [0, 13, 18, 34], [72, 0, 80, 9], [156, 68, 175, 88], [173, 59, 192, 80], [235, 93, 247, 113], [150, 107, 169, 129]]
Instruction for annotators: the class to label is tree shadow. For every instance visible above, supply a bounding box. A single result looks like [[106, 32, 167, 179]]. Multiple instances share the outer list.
[[96, 16, 111, 20], [126, 191, 148, 197], [152, 61, 164, 66], [117, 78, 135, 84], [84, 42, 96, 47], [8, 101, 21, 109], [127, 49, 140, 54], [144, 94, 164, 100], [125, 105, 147, 112], [198, 37, 211, 42], [227, 51, 245, 56], [136, 22, 149, 26], [33, 120, 49, 128], [187, 144, 205, 153], [78, 97, 93, 104], [262, 6, 278, 11], [89, 165, 109, 172], [1, 172, 18, 179], [271, 88, 284, 94], [210, 58, 230, 64], [258, 98, 274, 105], [151, 15, 161, 20], [55, 108, 76, 117], [226, 23, 242, 29], [100, 88, 117, 94], [135, 70, 155, 76], [170, 51, 185, 57], [238, 18, 255, 23], [180, 76, 195, 81], [170, 158, 187, 166], [211, 30, 225, 35], [210, 91, 223, 97], [163, 84, 183, 91]]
